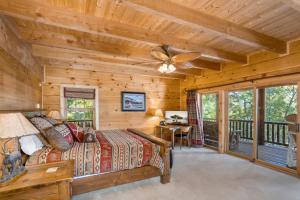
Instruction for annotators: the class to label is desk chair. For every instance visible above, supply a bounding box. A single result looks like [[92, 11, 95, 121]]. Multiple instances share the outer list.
[[174, 126, 192, 149]]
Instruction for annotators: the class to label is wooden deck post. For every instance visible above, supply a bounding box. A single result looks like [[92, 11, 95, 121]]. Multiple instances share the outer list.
[[257, 88, 265, 145]]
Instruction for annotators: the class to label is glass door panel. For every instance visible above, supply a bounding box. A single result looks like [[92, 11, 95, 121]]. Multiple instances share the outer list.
[[257, 85, 297, 170], [202, 93, 218, 148], [228, 90, 254, 158]]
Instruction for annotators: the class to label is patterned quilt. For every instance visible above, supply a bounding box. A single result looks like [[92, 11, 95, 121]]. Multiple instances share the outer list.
[[26, 129, 164, 177]]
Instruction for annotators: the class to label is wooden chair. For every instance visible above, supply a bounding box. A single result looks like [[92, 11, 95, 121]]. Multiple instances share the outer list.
[[174, 126, 192, 149]]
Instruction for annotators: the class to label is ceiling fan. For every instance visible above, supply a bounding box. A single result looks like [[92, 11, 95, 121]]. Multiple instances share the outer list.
[[148, 45, 202, 73]]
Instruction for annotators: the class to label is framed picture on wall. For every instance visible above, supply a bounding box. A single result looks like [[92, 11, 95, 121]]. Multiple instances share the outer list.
[[121, 92, 146, 112]]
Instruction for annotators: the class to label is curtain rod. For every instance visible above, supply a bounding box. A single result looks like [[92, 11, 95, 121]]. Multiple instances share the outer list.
[[184, 71, 300, 92]]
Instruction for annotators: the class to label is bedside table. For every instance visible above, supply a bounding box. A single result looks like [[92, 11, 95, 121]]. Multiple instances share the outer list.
[[0, 160, 74, 200]]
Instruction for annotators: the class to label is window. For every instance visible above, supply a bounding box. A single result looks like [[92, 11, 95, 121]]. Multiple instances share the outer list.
[[61, 86, 99, 129]]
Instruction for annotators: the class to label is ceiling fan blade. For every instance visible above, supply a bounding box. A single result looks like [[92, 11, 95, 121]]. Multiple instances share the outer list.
[[150, 46, 170, 61], [132, 60, 163, 65], [171, 52, 201, 63]]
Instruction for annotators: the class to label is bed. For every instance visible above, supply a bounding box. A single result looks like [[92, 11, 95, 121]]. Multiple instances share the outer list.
[[22, 111, 171, 195]]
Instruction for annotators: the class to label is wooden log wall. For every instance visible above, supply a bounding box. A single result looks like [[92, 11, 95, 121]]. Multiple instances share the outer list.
[[43, 66, 180, 134], [180, 39, 300, 109], [0, 17, 43, 110]]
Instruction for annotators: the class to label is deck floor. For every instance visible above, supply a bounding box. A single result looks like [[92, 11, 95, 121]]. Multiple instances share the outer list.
[[231, 141, 288, 167]]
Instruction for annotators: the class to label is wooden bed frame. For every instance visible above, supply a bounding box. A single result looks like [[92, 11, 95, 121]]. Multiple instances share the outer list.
[[72, 129, 171, 195], [3, 110, 171, 195]]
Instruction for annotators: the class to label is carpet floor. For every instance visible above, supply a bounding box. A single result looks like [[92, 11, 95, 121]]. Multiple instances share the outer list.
[[73, 147, 300, 200]]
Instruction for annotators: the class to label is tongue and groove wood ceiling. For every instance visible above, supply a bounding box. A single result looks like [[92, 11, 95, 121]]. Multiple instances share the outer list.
[[1, 0, 300, 78]]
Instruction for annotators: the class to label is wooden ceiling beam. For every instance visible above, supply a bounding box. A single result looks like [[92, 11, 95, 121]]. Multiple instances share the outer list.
[[15, 22, 154, 61], [16, 22, 221, 72], [123, 0, 287, 54], [0, 0, 247, 63], [32, 45, 203, 76], [189, 60, 221, 71], [45, 63, 186, 80]]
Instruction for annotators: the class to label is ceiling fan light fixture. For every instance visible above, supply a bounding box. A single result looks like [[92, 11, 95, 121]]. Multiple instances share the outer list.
[[158, 63, 176, 73]]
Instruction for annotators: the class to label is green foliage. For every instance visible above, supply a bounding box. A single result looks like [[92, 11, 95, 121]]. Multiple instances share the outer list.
[[265, 85, 297, 122], [202, 85, 297, 122], [228, 90, 253, 120], [202, 93, 217, 120], [66, 98, 94, 120]]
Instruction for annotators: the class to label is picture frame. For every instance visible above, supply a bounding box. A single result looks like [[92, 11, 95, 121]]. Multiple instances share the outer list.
[[121, 92, 146, 112]]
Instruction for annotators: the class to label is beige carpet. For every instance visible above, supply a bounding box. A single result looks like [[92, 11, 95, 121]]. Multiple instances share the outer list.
[[73, 148, 300, 200]]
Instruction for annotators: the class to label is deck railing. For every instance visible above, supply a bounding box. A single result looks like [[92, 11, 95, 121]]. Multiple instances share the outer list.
[[229, 119, 253, 140], [203, 118, 218, 147], [264, 121, 289, 146], [67, 119, 94, 128], [228, 119, 289, 146]]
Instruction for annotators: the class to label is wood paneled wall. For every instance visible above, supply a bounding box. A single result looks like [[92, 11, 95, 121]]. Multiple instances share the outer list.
[[43, 66, 180, 134], [0, 17, 43, 110], [180, 40, 300, 109]]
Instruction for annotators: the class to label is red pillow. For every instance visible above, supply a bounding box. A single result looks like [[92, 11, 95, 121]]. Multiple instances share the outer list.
[[66, 123, 84, 142]]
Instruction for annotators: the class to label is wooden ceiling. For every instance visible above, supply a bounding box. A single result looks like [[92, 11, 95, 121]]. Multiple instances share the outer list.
[[1, 0, 300, 78]]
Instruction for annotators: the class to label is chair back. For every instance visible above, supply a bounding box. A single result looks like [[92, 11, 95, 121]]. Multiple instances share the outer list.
[[181, 126, 192, 133]]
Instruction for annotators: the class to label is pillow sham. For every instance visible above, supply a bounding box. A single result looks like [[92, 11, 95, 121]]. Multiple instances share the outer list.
[[19, 135, 44, 155], [66, 122, 84, 142], [29, 117, 55, 131], [42, 125, 72, 152]]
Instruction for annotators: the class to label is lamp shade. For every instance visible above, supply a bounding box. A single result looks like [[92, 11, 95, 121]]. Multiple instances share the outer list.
[[0, 113, 39, 138], [154, 109, 164, 117], [48, 110, 63, 120]]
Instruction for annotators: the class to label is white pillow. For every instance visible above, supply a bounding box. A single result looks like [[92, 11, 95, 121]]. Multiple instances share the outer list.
[[19, 135, 44, 155]]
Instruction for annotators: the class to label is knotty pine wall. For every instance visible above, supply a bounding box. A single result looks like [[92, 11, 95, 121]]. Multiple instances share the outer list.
[[43, 66, 180, 134], [180, 40, 300, 109], [0, 18, 43, 111]]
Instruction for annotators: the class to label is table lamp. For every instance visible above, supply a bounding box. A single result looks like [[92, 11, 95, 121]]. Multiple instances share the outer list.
[[47, 110, 63, 122], [0, 113, 39, 185], [154, 109, 165, 126]]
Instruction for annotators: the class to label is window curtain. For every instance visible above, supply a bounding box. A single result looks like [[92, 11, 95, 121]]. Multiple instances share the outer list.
[[187, 90, 204, 147]]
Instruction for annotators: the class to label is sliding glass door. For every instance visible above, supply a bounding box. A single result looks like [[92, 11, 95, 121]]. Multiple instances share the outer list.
[[257, 85, 297, 170]]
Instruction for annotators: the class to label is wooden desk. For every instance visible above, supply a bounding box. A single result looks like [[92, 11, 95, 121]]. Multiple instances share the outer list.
[[0, 160, 74, 200], [157, 125, 192, 149]]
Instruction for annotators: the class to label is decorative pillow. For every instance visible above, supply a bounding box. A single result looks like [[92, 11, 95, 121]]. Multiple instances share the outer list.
[[42, 125, 72, 152], [66, 122, 84, 142], [30, 117, 54, 131], [53, 124, 74, 145], [36, 133, 51, 147], [19, 135, 44, 155], [83, 132, 96, 143], [83, 127, 96, 143]]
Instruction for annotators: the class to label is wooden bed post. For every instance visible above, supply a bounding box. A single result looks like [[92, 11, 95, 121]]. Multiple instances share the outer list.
[[160, 143, 171, 184]]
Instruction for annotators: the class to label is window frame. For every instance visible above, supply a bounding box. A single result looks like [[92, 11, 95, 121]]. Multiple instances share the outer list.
[[60, 84, 99, 129]]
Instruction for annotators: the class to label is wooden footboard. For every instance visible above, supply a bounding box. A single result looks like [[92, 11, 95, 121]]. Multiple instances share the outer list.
[[72, 166, 161, 195], [127, 129, 172, 184], [72, 129, 171, 195]]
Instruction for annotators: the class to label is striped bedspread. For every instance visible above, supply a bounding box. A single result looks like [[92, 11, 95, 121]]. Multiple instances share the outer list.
[[26, 129, 164, 177]]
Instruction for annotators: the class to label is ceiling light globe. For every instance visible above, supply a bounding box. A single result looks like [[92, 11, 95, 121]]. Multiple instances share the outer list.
[[168, 64, 176, 72]]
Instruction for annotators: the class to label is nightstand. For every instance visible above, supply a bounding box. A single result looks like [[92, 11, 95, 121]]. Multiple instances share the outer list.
[[0, 160, 74, 200]]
